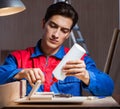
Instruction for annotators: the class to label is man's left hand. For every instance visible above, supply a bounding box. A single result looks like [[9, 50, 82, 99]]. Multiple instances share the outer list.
[[62, 59, 90, 85]]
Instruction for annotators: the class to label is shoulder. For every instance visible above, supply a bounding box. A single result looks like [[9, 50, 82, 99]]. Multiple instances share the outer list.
[[11, 47, 35, 58]]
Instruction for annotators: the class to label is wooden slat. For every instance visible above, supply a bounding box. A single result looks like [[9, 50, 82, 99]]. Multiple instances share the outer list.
[[0, 80, 26, 108]]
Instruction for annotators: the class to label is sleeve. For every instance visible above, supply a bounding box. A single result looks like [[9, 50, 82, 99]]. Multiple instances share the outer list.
[[82, 55, 114, 96], [0, 54, 22, 84]]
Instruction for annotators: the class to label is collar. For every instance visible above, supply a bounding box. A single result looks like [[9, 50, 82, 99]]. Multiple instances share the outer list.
[[31, 40, 66, 59]]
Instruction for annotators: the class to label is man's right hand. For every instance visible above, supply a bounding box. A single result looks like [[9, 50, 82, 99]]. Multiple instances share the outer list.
[[14, 68, 45, 87]]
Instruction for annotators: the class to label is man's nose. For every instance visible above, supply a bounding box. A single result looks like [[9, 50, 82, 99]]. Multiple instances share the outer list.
[[53, 28, 61, 38]]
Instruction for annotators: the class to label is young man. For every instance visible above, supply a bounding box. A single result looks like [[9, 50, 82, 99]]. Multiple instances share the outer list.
[[0, 2, 114, 96]]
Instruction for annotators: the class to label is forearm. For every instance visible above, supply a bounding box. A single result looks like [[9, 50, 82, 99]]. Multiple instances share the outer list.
[[0, 69, 22, 84], [0, 54, 22, 84], [83, 56, 114, 96], [83, 70, 114, 96]]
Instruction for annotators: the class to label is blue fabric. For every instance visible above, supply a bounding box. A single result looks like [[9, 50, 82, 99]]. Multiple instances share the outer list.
[[31, 40, 66, 59], [0, 41, 114, 96]]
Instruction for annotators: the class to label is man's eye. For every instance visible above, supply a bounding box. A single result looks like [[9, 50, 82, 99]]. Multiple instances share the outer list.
[[61, 29, 70, 34], [49, 23, 57, 28]]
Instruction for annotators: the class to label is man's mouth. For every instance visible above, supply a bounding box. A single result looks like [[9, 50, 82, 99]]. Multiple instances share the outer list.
[[49, 38, 58, 43]]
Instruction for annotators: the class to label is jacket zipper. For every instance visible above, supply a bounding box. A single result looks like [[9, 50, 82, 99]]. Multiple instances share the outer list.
[[45, 56, 49, 67]]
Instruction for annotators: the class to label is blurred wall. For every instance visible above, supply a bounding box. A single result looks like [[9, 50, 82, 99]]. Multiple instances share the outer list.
[[0, 0, 118, 69]]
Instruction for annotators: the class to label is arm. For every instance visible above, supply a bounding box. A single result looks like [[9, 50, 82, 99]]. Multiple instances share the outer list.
[[62, 55, 114, 96], [0, 55, 22, 84], [83, 56, 114, 96], [0, 54, 45, 87]]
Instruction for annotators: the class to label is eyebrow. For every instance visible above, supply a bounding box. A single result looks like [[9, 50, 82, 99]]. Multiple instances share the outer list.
[[49, 20, 71, 31]]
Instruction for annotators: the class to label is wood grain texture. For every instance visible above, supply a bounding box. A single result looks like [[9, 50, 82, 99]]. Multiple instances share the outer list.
[[0, 82, 20, 108]]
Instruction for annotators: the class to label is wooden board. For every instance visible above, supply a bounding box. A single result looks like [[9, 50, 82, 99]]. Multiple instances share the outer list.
[[0, 80, 26, 108], [14, 96, 87, 103]]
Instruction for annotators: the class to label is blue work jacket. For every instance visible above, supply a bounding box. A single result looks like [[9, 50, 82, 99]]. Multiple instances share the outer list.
[[0, 40, 114, 96]]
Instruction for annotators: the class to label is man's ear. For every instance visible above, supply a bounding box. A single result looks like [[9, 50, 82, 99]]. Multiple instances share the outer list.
[[42, 19, 45, 28]]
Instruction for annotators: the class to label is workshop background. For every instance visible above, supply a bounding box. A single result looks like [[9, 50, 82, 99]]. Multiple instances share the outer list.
[[0, 0, 119, 103]]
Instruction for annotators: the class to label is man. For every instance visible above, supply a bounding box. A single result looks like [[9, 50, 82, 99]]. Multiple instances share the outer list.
[[0, 2, 114, 96]]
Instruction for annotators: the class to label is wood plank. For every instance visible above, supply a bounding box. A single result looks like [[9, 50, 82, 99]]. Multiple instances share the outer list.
[[0, 80, 26, 108]]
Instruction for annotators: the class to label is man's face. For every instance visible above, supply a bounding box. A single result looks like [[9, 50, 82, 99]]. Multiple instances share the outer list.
[[42, 15, 73, 50]]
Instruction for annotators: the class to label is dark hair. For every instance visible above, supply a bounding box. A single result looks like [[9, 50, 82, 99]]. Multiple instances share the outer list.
[[44, 2, 78, 30]]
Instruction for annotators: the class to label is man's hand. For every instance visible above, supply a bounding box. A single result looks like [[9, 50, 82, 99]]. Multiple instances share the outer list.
[[14, 68, 45, 87], [62, 59, 90, 85]]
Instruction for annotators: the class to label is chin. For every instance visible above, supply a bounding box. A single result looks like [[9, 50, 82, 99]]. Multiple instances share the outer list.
[[47, 42, 59, 49]]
